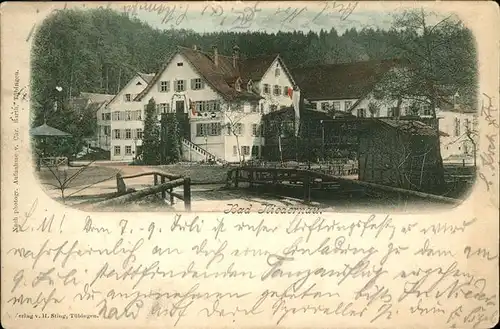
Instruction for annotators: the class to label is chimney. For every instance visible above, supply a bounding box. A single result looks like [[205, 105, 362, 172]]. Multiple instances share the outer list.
[[212, 45, 218, 67], [193, 44, 197, 51], [232, 45, 240, 69]]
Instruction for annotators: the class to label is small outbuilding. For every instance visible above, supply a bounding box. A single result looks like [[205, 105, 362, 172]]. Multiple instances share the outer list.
[[357, 118, 445, 193]]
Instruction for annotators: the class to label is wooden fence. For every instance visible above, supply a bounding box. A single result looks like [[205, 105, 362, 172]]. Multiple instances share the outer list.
[[96, 171, 191, 210]]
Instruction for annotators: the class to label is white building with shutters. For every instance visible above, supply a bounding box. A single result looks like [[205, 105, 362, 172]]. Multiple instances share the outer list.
[[107, 45, 297, 163], [107, 73, 154, 161]]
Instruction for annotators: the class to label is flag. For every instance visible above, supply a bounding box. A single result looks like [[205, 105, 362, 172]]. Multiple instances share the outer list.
[[190, 99, 197, 117], [287, 87, 293, 99]]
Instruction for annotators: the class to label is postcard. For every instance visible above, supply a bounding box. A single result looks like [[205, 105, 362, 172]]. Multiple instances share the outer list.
[[1, 1, 499, 328]]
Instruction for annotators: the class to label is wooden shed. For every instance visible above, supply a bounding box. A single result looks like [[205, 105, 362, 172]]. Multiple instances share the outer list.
[[358, 118, 444, 193]]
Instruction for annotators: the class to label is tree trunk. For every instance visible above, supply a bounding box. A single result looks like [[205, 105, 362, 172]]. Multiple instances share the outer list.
[[431, 97, 446, 194]]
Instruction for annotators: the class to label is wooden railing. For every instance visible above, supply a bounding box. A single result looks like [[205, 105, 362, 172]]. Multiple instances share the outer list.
[[182, 138, 227, 164], [227, 166, 461, 205], [102, 171, 192, 210]]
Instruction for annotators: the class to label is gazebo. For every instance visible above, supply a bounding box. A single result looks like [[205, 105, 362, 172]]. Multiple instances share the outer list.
[[30, 123, 72, 171]]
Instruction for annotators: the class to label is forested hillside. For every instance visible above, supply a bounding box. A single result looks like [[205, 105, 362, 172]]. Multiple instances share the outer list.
[[31, 7, 477, 126]]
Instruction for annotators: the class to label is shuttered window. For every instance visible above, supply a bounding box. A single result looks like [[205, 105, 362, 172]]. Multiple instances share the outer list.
[[191, 78, 204, 90]]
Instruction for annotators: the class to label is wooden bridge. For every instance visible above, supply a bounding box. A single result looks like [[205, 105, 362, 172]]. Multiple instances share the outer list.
[[226, 166, 461, 205]]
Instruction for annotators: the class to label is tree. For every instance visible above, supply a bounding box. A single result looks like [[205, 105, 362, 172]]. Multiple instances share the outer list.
[[163, 113, 181, 164], [142, 98, 160, 165], [222, 102, 251, 165], [368, 101, 381, 117], [372, 9, 477, 192]]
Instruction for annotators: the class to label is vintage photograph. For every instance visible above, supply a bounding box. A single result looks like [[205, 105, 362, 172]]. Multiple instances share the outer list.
[[30, 3, 478, 212]]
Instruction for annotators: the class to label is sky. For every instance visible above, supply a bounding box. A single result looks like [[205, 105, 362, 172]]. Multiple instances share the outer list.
[[119, 2, 399, 34]]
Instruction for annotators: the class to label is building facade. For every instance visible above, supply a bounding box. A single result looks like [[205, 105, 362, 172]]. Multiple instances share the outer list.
[[127, 46, 297, 163], [436, 103, 478, 163], [106, 73, 155, 161]]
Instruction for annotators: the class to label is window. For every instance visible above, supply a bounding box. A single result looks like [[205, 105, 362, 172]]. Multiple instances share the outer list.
[[175, 80, 185, 92], [125, 94, 131, 102], [345, 101, 352, 110], [234, 123, 244, 135], [241, 146, 250, 156], [177, 62, 183, 66], [209, 122, 220, 136], [112, 111, 121, 121], [196, 123, 222, 136], [321, 102, 329, 111], [275, 67, 281, 77], [454, 118, 461, 136], [136, 128, 143, 139], [136, 110, 142, 120], [125, 129, 132, 139], [273, 85, 281, 96], [114, 146, 121, 155], [104, 113, 111, 120], [283, 86, 289, 96], [357, 108, 366, 118], [333, 102, 341, 111], [423, 107, 431, 116], [159, 103, 169, 113], [101, 113, 105, 120], [113, 129, 121, 139], [252, 124, 261, 136], [194, 100, 221, 113], [125, 111, 132, 121], [251, 145, 259, 156], [104, 126, 111, 136], [233, 145, 238, 156], [125, 146, 132, 155], [160, 81, 170, 92], [191, 78, 204, 90], [251, 103, 258, 113], [263, 84, 270, 94]]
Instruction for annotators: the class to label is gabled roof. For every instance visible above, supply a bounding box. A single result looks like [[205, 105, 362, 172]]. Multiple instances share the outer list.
[[135, 46, 288, 102], [71, 92, 115, 113], [138, 73, 155, 84], [80, 92, 115, 104], [378, 118, 442, 136], [238, 54, 278, 81], [291, 59, 401, 101], [107, 73, 152, 106]]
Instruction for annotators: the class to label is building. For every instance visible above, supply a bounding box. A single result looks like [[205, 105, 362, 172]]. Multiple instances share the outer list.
[[106, 73, 155, 161], [127, 45, 297, 163], [357, 118, 444, 193], [436, 102, 478, 164], [291, 60, 433, 119], [69, 92, 115, 150]]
